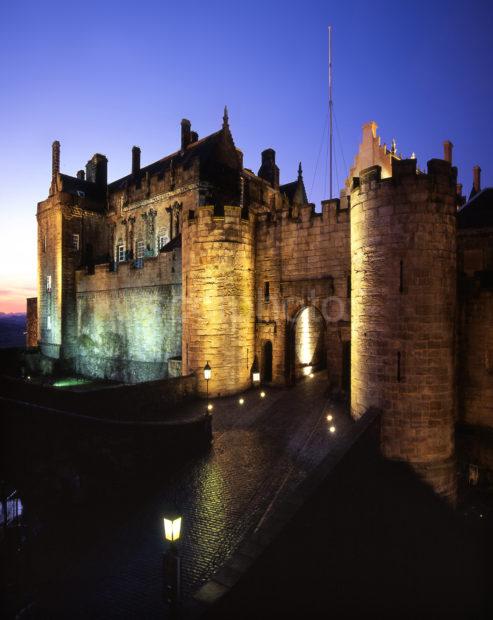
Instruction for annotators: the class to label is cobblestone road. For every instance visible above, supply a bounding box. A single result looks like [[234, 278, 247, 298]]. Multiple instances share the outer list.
[[31, 373, 355, 618]]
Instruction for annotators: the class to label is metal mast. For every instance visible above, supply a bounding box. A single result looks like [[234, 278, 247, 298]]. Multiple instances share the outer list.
[[328, 25, 333, 199]]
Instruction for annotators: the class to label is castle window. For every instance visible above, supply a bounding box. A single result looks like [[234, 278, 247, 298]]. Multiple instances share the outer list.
[[136, 239, 145, 259], [42, 234, 46, 253], [264, 281, 270, 303], [72, 234, 80, 250], [117, 244, 125, 262], [46, 315, 51, 330], [158, 234, 168, 250], [46, 275, 52, 292]]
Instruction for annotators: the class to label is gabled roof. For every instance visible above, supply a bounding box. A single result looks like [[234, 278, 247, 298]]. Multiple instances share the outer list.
[[457, 188, 493, 230], [280, 177, 308, 205], [108, 129, 224, 191], [59, 174, 106, 202], [160, 234, 181, 252]]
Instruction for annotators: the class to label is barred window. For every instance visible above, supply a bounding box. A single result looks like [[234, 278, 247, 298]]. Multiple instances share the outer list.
[[117, 244, 125, 262], [47, 315, 52, 330], [46, 275, 52, 292], [158, 234, 169, 250], [72, 234, 80, 250], [136, 239, 145, 259]]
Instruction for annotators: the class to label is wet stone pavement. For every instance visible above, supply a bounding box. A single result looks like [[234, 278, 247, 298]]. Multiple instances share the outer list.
[[30, 372, 356, 618]]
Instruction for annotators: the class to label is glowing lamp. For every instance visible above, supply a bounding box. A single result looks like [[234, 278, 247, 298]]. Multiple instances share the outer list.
[[251, 357, 260, 384], [260, 391, 266, 398], [203, 361, 212, 381], [239, 398, 245, 405], [303, 366, 312, 376], [207, 403, 213, 411], [163, 515, 182, 542], [326, 414, 333, 422], [329, 426, 336, 434]]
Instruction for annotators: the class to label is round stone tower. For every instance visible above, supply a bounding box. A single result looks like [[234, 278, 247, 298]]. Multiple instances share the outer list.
[[181, 204, 255, 397], [350, 158, 457, 501]]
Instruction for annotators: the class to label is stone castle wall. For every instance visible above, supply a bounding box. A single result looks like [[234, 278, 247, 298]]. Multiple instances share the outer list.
[[254, 200, 350, 388], [37, 197, 63, 359], [74, 248, 182, 383], [350, 159, 457, 500], [458, 228, 493, 455], [26, 297, 38, 348], [182, 205, 255, 397]]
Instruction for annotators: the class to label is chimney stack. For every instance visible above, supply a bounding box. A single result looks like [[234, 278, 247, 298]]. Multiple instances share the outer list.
[[258, 148, 280, 189], [52, 140, 60, 180], [132, 146, 141, 176], [181, 119, 191, 150], [443, 140, 453, 164], [86, 153, 108, 187], [190, 131, 199, 144], [76, 170, 85, 180], [473, 165, 481, 194]]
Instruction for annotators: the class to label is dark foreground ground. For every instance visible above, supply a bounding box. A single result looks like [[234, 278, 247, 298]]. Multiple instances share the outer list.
[[206, 421, 492, 620]]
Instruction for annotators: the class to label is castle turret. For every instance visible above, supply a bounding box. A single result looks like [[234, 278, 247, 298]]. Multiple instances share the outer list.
[[350, 157, 457, 501], [181, 204, 255, 397]]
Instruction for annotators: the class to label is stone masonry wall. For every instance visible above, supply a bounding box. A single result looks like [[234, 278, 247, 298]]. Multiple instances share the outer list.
[[26, 297, 38, 348], [75, 249, 182, 383], [458, 228, 493, 430], [350, 159, 457, 501], [182, 205, 255, 397], [254, 200, 350, 388], [37, 196, 63, 359]]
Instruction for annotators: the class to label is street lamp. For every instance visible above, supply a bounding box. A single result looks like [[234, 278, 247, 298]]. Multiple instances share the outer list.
[[163, 515, 182, 542], [204, 361, 211, 412], [162, 514, 182, 608]]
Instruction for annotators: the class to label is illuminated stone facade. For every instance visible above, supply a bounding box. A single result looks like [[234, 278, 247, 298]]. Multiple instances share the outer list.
[[351, 159, 457, 500], [31, 114, 493, 499]]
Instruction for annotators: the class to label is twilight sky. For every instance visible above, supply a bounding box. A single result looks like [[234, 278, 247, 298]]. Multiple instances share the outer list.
[[0, 0, 492, 312]]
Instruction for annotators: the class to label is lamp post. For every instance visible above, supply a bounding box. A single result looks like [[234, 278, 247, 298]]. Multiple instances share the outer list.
[[162, 514, 182, 609], [252, 356, 265, 398], [203, 361, 212, 412]]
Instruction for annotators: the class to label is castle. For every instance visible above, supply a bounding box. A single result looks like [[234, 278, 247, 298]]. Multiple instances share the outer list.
[[29, 111, 493, 501]]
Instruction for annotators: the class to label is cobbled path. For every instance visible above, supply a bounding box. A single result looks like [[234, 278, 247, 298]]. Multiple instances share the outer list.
[[32, 373, 354, 618]]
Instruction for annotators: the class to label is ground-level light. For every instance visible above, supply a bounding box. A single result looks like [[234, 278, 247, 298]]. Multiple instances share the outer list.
[[329, 426, 336, 434], [326, 414, 333, 421], [207, 403, 213, 411], [239, 398, 245, 405], [260, 391, 266, 398], [251, 357, 260, 384]]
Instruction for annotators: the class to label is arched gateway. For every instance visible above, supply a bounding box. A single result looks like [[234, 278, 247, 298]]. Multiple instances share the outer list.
[[286, 306, 326, 384]]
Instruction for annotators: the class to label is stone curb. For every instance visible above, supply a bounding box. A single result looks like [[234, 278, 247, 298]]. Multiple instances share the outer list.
[[186, 407, 381, 617]]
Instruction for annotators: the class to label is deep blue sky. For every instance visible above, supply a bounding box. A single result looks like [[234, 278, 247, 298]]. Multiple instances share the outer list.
[[0, 0, 492, 311]]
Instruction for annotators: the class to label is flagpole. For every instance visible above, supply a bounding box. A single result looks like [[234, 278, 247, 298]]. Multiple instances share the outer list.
[[328, 25, 333, 199]]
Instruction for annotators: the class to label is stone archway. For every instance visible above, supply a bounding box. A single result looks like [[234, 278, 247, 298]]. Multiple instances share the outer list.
[[287, 306, 326, 383]]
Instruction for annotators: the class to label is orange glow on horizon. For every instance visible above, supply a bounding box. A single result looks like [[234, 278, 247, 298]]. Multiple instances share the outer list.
[[0, 284, 36, 313]]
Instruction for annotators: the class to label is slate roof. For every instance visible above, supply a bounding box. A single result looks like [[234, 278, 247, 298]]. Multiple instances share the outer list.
[[160, 234, 182, 252], [457, 188, 493, 230], [59, 174, 106, 201], [108, 130, 223, 191], [280, 178, 308, 205]]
